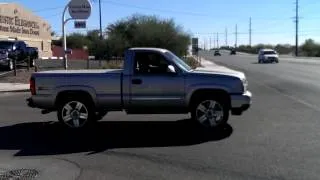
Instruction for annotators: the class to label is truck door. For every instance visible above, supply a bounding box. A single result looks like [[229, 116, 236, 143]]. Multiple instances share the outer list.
[[129, 51, 186, 113]]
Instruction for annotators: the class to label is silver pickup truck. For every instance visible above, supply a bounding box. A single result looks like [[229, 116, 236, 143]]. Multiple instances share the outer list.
[[27, 48, 252, 129]]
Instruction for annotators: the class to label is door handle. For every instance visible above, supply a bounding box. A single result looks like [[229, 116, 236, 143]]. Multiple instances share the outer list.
[[132, 79, 142, 84]]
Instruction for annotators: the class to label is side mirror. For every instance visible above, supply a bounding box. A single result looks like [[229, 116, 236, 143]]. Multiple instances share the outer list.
[[168, 65, 176, 73]]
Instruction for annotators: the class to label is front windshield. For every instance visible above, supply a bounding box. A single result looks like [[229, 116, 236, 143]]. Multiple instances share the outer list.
[[263, 51, 276, 55], [0, 42, 13, 49], [165, 51, 192, 72]]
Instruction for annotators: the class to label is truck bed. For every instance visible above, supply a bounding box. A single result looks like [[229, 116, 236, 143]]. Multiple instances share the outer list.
[[32, 69, 124, 109]]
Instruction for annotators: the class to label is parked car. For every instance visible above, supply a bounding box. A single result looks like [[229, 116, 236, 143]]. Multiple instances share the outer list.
[[27, 47, 39, 60], [258, 49, 279, 63], [0, 40, 34, 70], [214, 50, 221, 56], [27, 47, 252, 129], [230, 49, 236, 55]]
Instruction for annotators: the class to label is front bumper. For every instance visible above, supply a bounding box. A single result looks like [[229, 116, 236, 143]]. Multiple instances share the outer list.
[[230, 91, 252, 115]]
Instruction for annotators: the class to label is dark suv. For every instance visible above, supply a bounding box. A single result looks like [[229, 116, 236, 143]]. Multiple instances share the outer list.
[[0, 40, 34, 70]]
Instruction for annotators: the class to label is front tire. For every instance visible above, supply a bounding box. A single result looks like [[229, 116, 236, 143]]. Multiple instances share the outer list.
[[191, 95, 229, 129], [29, 58, 35, 67], [57, 96, 95, 129]]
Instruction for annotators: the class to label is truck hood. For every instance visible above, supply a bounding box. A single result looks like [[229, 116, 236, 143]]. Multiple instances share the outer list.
[[192, 66, 246, 80]]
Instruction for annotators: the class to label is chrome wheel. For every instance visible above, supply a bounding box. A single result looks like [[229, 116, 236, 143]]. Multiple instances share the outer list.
[[61, 101, 89, 128], [31, 59, 35, 67], [8, 60, 13, 70], [195, 100, 224, 128]]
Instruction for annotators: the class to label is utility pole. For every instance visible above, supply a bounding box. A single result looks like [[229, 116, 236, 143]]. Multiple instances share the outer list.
[[209, 37, 212, 50], [99, 0, 103, 40], [225, 28, 228, 47], [235, 24, 238, 48], [249, 17, 252, 47], [295, 0, 299, 56], [217, 32, 219, 49]]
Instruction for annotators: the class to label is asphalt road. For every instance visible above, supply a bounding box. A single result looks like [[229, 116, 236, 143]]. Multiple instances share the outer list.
[[1, 53, 320, 179]]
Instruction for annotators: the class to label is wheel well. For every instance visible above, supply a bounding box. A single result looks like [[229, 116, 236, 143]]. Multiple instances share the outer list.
[[189, 89, 231, 108], [55, 90, 94, 107]]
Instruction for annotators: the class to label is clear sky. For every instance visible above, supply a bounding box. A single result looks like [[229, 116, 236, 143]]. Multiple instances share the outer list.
[[5, 0, 320, 47]]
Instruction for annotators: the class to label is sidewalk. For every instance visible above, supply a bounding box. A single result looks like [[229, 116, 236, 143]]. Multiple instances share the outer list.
[[198, 57, 238, 73], [0, 83, 29, 93]]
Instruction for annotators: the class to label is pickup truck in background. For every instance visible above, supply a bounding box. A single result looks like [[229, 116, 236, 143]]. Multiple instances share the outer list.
[[27, 47, 252, 129], [0, 40, 36, 70]]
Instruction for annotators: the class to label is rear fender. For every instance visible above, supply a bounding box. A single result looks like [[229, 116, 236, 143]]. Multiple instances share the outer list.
[[53, 86, 97, 106]]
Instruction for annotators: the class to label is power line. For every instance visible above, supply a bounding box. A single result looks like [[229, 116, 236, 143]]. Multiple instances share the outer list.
[[225, 27, 228, 46], [249, 17, 252, 46], [217, 32, 219, 48], [235, 24, 238, 48], [33, 6, 64, 12], [101, 0, 210, 17]]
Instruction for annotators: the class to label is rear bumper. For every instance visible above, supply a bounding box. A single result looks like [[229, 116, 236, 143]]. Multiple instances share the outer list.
[[230, 91, 252, 115], [26, 95, 55, 109]]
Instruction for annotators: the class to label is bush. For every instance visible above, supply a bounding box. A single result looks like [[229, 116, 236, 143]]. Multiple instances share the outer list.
[[106, 14, 191, 57]]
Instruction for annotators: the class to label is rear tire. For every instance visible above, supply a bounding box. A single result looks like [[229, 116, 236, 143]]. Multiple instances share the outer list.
[[191, 95, 229, 129], [57, 95, 95, 129]]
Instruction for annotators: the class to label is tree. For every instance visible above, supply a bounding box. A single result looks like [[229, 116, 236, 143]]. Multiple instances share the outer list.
[[105, 14, 191, 57], [300, 39, 320, 57]]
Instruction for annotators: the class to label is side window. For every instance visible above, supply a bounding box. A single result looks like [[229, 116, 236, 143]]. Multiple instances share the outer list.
[[134, 52, 171, 74]]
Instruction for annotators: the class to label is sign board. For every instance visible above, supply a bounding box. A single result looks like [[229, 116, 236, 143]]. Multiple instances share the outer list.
[[191, 38, 199, 55], [74, 21, 86, 28], [68, 0, 92, 19]]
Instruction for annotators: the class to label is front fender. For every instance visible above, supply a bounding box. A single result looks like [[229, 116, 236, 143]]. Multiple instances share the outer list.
[[185, 84, 232, 105]]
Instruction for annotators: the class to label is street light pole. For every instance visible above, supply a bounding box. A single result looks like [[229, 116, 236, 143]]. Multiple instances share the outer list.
[[99, 0, 103, 40], [62, 5, 68, 70], [62, 3, 74, 70]]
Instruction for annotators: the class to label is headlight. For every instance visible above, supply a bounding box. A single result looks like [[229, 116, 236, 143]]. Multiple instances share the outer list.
[[242, 78, 248, 92]]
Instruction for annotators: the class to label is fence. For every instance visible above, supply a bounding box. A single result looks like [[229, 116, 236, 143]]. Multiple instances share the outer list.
[[34, 57, 124, 71]]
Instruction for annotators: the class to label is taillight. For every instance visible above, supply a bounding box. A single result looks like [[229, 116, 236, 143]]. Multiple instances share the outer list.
[[30, 77, 36, 95]]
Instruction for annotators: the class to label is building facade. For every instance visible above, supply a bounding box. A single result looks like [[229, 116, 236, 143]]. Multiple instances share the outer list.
[[0, 3, 52, 58]]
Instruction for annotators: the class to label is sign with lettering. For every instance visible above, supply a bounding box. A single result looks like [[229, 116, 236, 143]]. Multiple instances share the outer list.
[[74, 20, 86, 28], [68, 0, 92, 20], [192, 38, 199, 55], [0, 15, 40, 36]]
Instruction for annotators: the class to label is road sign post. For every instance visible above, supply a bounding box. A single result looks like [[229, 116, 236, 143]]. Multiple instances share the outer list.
[[62, 0, 92, 70]]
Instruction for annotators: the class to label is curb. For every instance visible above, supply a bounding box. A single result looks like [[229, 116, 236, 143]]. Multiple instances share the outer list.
[[0, 69, 27, 78]]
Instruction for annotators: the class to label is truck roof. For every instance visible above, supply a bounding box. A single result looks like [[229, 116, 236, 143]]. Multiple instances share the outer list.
[[129, 47, 169, 53]]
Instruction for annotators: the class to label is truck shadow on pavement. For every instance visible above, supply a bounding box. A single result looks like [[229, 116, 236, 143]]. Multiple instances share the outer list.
[[0, 119, 233, 156]]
